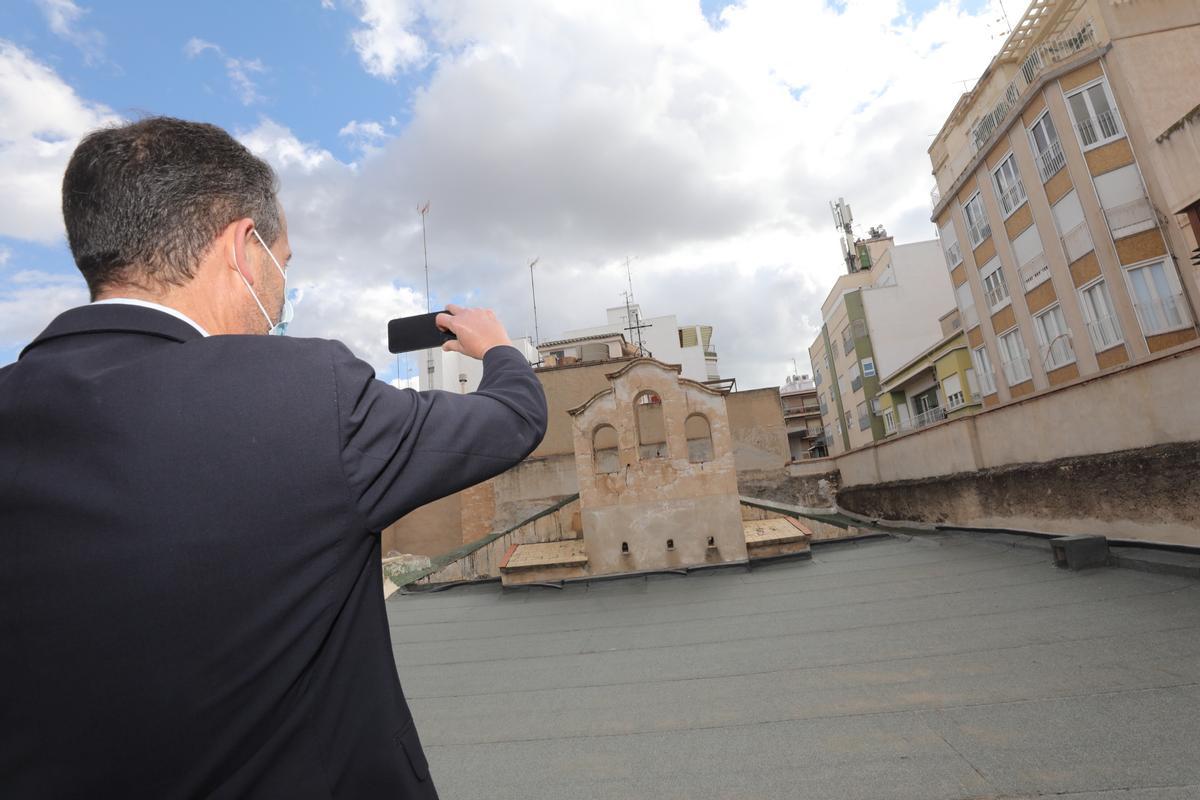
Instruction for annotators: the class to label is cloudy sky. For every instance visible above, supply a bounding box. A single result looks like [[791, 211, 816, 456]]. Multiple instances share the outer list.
[[0, 0, 1008, 388]]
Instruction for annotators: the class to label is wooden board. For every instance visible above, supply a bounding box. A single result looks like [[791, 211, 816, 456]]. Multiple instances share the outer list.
[[743, 518, 811, 547], [502, 539, 588, 571]]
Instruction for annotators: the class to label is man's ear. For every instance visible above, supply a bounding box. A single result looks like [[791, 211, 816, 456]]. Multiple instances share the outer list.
[[227, 218, 257, 285]]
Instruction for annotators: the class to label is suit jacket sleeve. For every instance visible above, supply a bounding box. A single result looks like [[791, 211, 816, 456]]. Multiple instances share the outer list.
[[332, 343, 549, 532]]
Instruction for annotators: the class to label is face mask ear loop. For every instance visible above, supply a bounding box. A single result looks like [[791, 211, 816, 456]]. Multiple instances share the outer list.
[[232, 243, 275, 332]]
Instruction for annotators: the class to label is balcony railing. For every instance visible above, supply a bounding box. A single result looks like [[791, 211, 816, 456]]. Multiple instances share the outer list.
[[943, 240, 962, 270], [899, 406, 947, 432], [1076, 109, 1122, 149], [1085, 314, 1123, 351], [1041, 336, 1075, 371], [1104, 196, 1156, 240], [968, 19, 1097, 156], [998, 180, 1027, 216], [1134, 293, 1188, 336], [1019, 254, 1051, 292], [968, 218, 992, 247], [1062, 221, 1094, 263], [1001, 355, 1032, 386], [1036, 140, 1066, 181], [984, 282, 1009, 311]]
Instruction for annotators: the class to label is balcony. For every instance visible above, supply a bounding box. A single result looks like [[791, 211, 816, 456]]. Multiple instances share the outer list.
[[1062, 221, 1094, 263], [850, 375, 862, 393], [968, 218, 992, 247], [898, 406, 947, 432], [1085, 314, 1123, 351], [1019, 254, 1051, 293], [1002, 355, 1032, 386], [1036, 140, 1066, 182], [1041, 337, 1075, 371], [968, 19, 1097, 157], [1076, 109, 1122, 149], [998, 180, 1027, 216], [943, 240, 962, 270], [1134, 293, 1188, 336], [1104, 197, 1157, 240]]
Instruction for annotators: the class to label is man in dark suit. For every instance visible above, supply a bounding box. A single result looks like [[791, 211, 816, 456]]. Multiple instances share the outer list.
[[0, 117, 547, 798]]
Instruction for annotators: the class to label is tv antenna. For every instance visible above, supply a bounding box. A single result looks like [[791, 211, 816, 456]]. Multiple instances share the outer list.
[[528, 257, 540, 346]]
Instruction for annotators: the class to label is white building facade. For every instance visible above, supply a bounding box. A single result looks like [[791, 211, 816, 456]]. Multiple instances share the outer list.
[[562, 305, 720, 384]]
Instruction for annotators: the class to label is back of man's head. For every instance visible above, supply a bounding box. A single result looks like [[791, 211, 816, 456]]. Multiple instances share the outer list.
[[62, 116, 281, 298]]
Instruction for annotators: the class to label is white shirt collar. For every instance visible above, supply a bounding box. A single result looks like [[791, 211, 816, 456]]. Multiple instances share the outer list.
[[91, 298, 210, 337]]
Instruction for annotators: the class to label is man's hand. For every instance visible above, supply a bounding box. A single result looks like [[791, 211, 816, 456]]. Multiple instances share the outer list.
[[436, 304, 513, 359]]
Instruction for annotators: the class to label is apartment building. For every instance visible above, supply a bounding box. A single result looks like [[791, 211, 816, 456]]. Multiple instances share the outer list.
[[808, 230, 956, 456], [876, 310, 982, 437], [928, 0, 1200, 408], [779, 374, 825, 460]]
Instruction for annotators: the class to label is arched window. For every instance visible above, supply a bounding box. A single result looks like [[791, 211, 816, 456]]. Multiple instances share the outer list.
[[592, 424, 619, 474], [685, 413, 713, 463], [634, 391, 667, 459]]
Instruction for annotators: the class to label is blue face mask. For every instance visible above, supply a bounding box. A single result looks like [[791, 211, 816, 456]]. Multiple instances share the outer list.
[[234, 227, 293, 336]]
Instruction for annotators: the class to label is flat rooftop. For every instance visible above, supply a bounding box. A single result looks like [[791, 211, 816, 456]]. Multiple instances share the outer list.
[[386, 533, 1200, 799]]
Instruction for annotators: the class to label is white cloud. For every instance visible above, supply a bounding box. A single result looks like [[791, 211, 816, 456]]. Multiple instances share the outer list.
[[36, 0, 106, 65], [322, 0, 336, 8], [350, 0, 428, 79], [302, 0, 1001, 385], [0, 268, 89, 352], [184, 37, 265, 106], [0, 41, 120, 244], [338, 119, 389, 153]]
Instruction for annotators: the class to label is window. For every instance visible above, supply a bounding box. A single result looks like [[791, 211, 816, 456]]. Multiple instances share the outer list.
[[1127, 260, 1189, 335], [943, 373, 965, 410], [972, 346, 997, 396], [634, 391, 667, 459], [861, 357, 876, 377], [841, 324, 854, 355], [685, 414, 714, 463], [1094, 165, 1155, 239], [956, 281, 978, 329], [856, 401, 870, 431], [965, 368, 979, 399], [998, 329, 1031, 386], [992, 153, 1026, 216], [1034, 305, 1075, 370], [980, 259, 1010, 311], [939, 220, 962, 269], [963, 192, 991, 246], [870, 397, 881, 414], [844, 409, 853, 433], [848, 361, 862, 392], [851, 318, 868, 340], [593, 424, 619, 474], [883, 408, 896, 435], [1079, 279, 1123, 351], [1028, 110, 1065, 181], [1067, 79, 1123, 149], [813, 366, 822, 386], [1052, 190, 1093, 263]]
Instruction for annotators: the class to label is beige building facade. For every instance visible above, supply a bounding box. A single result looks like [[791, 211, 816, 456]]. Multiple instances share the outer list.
[[929, 0, 1200, 408]]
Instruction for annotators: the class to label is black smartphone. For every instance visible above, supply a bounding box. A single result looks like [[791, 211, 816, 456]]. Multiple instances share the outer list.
[[387, 310, 458, 354]]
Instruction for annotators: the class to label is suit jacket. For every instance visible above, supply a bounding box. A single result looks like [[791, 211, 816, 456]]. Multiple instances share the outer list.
[[0, 303, 548, 798]]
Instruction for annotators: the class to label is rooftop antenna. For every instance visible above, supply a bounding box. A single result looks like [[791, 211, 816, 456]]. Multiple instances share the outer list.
[[418, 201, 434, 387], [621, 256, 650, 356], [528, 257, 540, 346], [830, 197, 858, 274]]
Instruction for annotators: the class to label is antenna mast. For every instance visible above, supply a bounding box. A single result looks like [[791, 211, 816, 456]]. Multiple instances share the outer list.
[[622, 256, 648, 356], [529, 257, 540, 346], [418, 201, 434, 387]]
